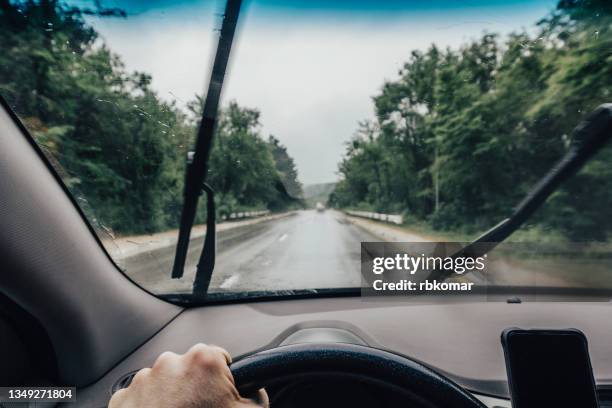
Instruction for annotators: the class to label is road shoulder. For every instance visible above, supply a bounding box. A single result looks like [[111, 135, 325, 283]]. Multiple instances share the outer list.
[[102, 211, 296, 260]]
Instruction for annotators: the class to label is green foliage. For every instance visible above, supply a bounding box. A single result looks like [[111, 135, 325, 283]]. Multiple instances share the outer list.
[[331, 0, 612, 241], [206, 102, 296, 218], [0, 0, 302, 235], [267, 135, 302, 198]]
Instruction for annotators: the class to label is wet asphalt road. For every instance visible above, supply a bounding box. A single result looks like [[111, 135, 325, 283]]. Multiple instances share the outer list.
[[121, 209, 603, 295], [210, 210, 377, 292], [122, 210, 378, 294]]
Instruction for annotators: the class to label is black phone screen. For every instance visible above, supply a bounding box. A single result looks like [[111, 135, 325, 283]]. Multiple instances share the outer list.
[[502, 329, 599, 408]]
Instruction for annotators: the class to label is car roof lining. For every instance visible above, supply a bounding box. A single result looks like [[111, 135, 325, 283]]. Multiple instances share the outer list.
[[0, 101, 182, 387]]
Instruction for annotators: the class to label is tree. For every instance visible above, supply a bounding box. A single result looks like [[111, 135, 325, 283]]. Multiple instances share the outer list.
[[331, 0, 612, 240], [268, 135, 303, 198], [0, 1, 302, 235]]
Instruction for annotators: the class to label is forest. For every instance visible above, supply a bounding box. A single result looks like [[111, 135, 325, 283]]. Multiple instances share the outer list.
[[0, 0, 303, 235], [2, 0, 611, 242], [329, 0, 612, 241]]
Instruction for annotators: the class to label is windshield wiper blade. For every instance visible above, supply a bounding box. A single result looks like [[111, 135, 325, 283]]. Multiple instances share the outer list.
[[171, 0, 242, 283], [430, 103, 612, 281]]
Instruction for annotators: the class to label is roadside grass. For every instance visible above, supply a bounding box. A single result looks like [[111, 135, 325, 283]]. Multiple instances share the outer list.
[[397, 217, 612, 256], [398, 218, 474, 242], [346, 209, 612, 289], [398, 219, 612, 288]]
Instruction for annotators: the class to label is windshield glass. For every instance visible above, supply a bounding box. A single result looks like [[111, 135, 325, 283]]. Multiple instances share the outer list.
[[2, 0, 611, 300]]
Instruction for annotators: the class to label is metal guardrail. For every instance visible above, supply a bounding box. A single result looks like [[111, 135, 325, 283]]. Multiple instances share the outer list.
[[221, 210, 270, 221], [345, 210, 403, 225]]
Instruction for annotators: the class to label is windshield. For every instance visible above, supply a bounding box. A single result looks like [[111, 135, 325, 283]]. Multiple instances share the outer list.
[[2, 0, 611, 301]]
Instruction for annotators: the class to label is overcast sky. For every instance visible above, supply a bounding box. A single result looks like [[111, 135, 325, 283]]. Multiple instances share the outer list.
[[85, 0, 558, 185]]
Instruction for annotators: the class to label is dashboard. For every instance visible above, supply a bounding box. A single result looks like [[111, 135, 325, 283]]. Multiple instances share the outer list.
[[73, 297, 612, 407]]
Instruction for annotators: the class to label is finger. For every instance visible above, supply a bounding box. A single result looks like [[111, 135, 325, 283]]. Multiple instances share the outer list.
[[223, 365, 237, 385], [205, 345, 236, 384], [108, 388, 128, 408], [185, 343, 229, 373], [251, 388, 269, 408], [238, 388, 270, 408], [129, 367, 151, 388], [152, 351, 180, 372], [185, 343, 232, 367], [208, 344, 232, 364], [186, 342, 209, 356]]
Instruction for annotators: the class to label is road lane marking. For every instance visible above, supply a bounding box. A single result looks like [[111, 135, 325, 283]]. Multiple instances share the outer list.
[[220, 274, 240, 289], [278, 233, 289, 242]]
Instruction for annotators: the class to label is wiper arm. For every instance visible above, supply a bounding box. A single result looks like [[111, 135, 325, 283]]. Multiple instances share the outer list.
[[432, 104, 612, 280], [192, 183, 216, 293], [171, 0, 243, 287]]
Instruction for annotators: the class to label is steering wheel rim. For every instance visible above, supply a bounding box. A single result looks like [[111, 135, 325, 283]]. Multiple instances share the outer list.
[[230, 343, 486, 408]]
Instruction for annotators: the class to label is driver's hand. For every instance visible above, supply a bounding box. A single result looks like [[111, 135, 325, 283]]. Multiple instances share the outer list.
[[109, 343, 268, 408]]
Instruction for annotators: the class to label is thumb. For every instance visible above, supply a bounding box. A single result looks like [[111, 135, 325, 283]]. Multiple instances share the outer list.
[[242, 388, 269, 408]]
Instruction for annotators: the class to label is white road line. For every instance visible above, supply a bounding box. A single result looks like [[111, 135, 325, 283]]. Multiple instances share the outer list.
[[220, 274, 240, 289], [278, 233, 289, 242]]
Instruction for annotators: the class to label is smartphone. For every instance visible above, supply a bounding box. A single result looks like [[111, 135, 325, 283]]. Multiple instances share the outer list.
[[501, 328, 599, 408]]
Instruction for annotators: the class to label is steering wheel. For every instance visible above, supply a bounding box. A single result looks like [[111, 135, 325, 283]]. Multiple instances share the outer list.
[[230, 343, 486, 408]]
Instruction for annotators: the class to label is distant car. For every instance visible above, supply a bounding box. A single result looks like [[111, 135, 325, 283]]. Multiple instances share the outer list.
[[316, 202, 326, 212]]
